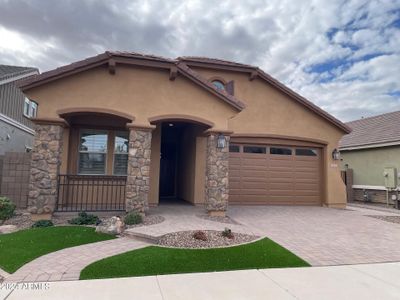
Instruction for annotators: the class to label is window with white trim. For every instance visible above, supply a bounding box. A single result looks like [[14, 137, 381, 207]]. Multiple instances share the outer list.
[[23, 97, 38, 118], [78, 130, 108, 174]]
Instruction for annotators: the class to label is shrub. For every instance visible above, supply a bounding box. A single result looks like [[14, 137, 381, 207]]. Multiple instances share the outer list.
[[193, 230, 207, 241], [69, 212, 100, 225], [32, 220, 54, 228], [124, 212, 143, 225], [0, 197, 16, 221], [222, 228, 234, 239]]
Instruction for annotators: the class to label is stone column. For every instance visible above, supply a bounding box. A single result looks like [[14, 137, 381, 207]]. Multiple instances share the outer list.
[[125, 126, 153, 214], [28, 123, 63, 218], [205, 133, 230, 216]]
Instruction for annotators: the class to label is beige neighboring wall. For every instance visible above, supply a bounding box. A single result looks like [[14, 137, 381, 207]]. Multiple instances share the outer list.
[[192, 67, 347, 207]]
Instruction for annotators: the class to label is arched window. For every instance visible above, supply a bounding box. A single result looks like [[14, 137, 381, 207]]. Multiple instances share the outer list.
[[211, 80, 226, 91]]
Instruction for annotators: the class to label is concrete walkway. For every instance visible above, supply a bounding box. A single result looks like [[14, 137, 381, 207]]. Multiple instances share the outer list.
[[5, 238, 148, 283], [2, 262, 400, 299]]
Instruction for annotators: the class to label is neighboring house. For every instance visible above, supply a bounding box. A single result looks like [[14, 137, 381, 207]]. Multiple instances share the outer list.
[[0, 65, 39, 154], [19, 51, 350, 218], [340, 111, 400, 204]]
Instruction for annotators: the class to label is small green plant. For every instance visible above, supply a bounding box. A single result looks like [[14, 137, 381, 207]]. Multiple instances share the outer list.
[[32, 220, 54, 228], [222, 228, 234, 239], [124, 212, 143, 225], [0, 197, 16, 221], [69, 212, 100, 225], [193, 230, 207, 241]]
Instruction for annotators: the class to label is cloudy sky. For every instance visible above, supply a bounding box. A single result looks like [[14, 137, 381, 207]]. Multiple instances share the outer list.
[[0, 0, 399, 122]]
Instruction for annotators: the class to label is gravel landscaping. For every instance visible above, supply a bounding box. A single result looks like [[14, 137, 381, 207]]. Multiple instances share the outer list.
[[368, 215, 400, 224], [157, 230, 259, 249], [196, 214, 240, 225], [126, 214, 165, 228]]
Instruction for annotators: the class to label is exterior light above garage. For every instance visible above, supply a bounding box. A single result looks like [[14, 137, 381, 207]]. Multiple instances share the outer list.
[[217, 134, 227, 148], [332, 148, 341, 160]]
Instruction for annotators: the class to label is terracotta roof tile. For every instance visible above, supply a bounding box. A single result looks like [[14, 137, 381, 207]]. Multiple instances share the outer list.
[[177, 56, 256, 69], [340, 111, 400, 149]]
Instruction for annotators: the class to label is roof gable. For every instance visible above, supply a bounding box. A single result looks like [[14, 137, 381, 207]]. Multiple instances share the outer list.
[[19, 51, 244, 111], [178, 56, 351, 134]]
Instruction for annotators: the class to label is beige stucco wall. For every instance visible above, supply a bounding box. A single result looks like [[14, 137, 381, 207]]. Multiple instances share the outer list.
[[193, 68, 347, 207], [25, 63, 348, 208], [27, 65, 237, 130], [149, 125, 161, 206]]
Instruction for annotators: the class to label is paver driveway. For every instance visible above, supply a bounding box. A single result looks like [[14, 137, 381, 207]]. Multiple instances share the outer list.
[[228, 205, 400, 266]]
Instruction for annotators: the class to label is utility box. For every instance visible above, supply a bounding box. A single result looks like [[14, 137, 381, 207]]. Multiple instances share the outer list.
[[383, 167, 397, 189]]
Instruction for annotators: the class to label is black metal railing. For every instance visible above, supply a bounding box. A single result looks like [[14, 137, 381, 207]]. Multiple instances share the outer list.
[[56, 174, 126, 212]]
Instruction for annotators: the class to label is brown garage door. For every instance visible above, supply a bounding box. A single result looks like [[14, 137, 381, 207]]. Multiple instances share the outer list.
[[229, 143, 322, 205]]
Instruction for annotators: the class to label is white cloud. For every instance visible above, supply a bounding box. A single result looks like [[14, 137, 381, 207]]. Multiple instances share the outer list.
[[0, 0, 398, 121]]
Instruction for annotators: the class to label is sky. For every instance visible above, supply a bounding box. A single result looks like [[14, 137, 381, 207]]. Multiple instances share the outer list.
[[0, 0, 399, 122]]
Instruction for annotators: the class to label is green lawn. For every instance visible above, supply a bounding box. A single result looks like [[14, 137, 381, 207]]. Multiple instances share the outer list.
[[80, 237, 310, 279], [0, 226, 115, 273]]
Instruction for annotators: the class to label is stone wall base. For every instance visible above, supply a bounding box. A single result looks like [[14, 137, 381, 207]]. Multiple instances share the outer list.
[[30, 213, 52, 221], [353, 188, 396, 205]]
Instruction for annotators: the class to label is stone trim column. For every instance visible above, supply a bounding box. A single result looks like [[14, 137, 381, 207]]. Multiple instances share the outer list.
[[125, 125, 154, 214], [205, 133, 230, 216], [28, 123, 64, 218]]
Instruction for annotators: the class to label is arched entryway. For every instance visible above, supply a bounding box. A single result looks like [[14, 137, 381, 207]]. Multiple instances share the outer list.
[[149, 115, 213, 206]]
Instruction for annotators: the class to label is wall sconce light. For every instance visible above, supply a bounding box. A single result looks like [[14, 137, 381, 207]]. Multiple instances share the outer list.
[[332, 148, 341, 160], [217, 134, 226, 148]]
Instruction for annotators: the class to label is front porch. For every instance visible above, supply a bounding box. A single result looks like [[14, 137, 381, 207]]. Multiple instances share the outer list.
[[28, 111, 230, 218]]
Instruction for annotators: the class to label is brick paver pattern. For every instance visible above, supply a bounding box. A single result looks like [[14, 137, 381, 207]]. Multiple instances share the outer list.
[[4, 204, 400, 283], [5, 238, 148, 283]]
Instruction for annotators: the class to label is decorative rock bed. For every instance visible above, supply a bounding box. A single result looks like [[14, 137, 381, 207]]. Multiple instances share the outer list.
[[157, 230, 259, 249], [126, 214, 165, 228], [368, 215, 400, 224], [196, 214, 240, 225]]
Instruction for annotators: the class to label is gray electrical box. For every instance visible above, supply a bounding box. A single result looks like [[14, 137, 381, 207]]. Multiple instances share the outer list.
[[383, 167, 397, 189]]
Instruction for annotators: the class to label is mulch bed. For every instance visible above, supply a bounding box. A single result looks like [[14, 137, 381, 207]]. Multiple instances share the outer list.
[[196, 214, 240, 225], [126, 215, 165, 228], [367, 215, 400, 224], [158, 230, 259, 249]]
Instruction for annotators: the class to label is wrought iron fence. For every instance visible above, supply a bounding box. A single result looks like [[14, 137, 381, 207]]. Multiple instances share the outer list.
[[56, 174, 126, 212]]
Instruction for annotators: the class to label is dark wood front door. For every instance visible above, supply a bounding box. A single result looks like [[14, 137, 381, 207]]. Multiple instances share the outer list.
[[159, 141, 177, 197]]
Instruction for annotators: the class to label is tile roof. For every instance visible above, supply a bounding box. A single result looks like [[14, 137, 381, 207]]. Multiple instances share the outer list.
[[0, 64, 38, 82], [340, 110, 400, 149], [177, 56, 256, 69], [18, 51, 350, 132]]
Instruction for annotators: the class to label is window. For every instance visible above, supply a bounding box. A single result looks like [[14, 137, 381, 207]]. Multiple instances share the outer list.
[[296, 148, 317, 156], [270, 147, 292, 155], [244, 146, 266, 154], [78, 130, 108, 174], [211, 80, 225, 91], [229, 145, 240, 153], [114, 131, 129, 175], [23, 97, 38, 118]]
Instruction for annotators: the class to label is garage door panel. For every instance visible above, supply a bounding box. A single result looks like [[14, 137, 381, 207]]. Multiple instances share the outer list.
[[229, 141, 322, 206]]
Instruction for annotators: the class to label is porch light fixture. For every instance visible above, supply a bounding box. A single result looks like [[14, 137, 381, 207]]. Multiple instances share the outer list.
[[217, 134, 227, 149], [332, 148, 341, 160]]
